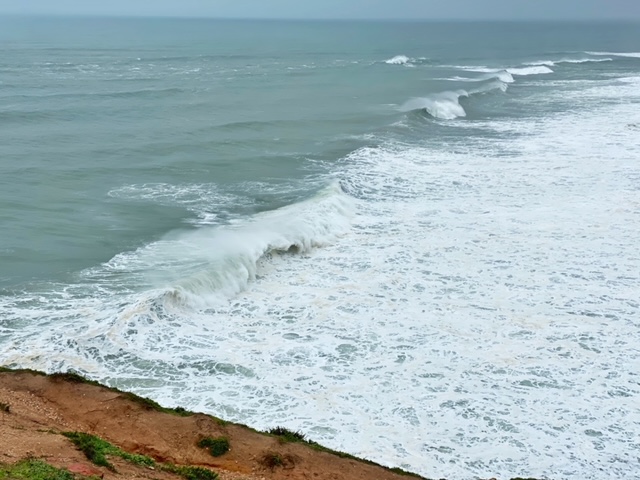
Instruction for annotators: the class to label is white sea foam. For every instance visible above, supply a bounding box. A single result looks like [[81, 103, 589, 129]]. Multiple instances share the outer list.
[[506, 65, 554, 75], [385, 55, 411, 65], [526, 58, 613, 66], [449, 71, 515, 83], [586, 51, 640, 58], [525, 60, 556, 67], [457, 65, 553, 76]]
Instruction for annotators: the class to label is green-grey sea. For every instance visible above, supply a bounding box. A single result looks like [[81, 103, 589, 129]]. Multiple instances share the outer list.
[[1, 17, 639, 479]]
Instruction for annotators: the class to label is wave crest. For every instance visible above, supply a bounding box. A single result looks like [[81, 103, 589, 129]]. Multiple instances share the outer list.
[[400, 81, 507, 120], [133, 182, 355, 308], [506, 66, 554, 76], [526, 58, 612, 66], [400, 90, 468, 120], [586, 51, 640, 58], [385, 55, 411, 65], [457, 65, 553, 76]]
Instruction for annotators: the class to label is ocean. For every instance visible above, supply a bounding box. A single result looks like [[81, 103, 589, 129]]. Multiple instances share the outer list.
[[1, 16, 639, 479]]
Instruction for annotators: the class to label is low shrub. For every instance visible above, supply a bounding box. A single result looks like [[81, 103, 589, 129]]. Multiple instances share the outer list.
[[197, 437, 230, 457]]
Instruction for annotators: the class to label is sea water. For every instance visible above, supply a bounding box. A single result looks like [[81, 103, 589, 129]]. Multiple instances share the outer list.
[[1, 17, 639, 479]]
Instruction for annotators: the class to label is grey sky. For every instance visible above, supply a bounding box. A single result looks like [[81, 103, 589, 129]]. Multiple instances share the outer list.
[[0, 0, 639, 20]]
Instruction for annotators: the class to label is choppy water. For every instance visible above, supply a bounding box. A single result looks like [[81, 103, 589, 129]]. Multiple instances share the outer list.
[[1, 17, 640, 479]]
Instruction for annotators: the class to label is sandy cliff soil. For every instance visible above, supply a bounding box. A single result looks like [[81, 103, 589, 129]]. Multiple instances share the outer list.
[[0, 369, 432, 480]]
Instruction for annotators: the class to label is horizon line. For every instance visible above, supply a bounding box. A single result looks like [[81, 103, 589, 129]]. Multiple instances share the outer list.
[[1, 13, 639, 23]]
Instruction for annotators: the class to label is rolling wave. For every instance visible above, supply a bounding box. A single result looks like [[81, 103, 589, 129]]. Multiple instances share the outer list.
[[506, 66, 554, 76], [525, 58, 613, 66], [457, 65, 553, 76], [400, 81, 507, 120], [449, 71, 515, 83], [586, 51, 640, 58], [105, 181, 354, 308]]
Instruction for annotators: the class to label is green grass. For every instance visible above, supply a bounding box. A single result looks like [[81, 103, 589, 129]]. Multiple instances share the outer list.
[[0, 459, 95, 480], [63, 431, 155, 471], [49, 372, 104, 388], [268, 426, 307, 443], [63, 431, 219, 480], [161, 463, 219, 480], [197, 437, 230, 457]]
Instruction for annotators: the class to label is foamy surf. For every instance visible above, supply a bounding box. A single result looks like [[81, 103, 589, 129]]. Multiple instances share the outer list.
[[101, 181, 355, 309], [0, 181, 355, 364]]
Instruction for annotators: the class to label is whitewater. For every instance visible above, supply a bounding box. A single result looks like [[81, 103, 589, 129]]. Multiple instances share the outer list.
[[1, 18, 640, 479]]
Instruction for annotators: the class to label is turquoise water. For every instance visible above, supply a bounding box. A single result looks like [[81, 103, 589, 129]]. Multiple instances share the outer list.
[[1, 17, 640, 479]]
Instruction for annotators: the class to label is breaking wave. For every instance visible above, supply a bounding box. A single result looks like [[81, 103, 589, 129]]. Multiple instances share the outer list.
[[400, 81, 508, 120], [506, 65, 554, 75], [526, 58, 613, 66], [586, 51, 640, 58], [449, 71, 515, 83], [105, 181, 354, 308], [457, 65, 553, 76], [385, 55, 411, 65]]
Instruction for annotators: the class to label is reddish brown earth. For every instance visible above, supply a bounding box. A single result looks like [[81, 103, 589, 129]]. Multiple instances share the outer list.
[[0, 370, 430, 480]]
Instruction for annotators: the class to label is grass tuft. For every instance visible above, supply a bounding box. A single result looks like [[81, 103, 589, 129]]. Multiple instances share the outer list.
[[0, 459, 81, 480], [0, 402, 10, 413], [62, 432, 117, 471], [162, 463, 219, 480], [62, 431, 155, 471], [197, 437, 230, 457], [49, 372, 102, 388], [119, 392, 193, 417], [63, 431, 219, 480], [268, 426, 306, 443]]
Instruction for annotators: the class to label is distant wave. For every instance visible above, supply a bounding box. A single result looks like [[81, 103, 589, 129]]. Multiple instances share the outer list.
[[399, 81, 507, 120], [507, 65, 554, 75], [448, 71, 515, 84], [385, 55, 411, 65], [457, 65, 553, 76], [526, 58, 613, 66], [383, 55, 429, 67], [586, 51, 640, 58]]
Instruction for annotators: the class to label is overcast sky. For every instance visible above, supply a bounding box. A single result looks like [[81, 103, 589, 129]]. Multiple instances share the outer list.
[[0, 0, 639, 20]]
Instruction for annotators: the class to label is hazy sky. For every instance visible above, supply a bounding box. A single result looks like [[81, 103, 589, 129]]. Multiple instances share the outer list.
[[0, 0, 639, 20]]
